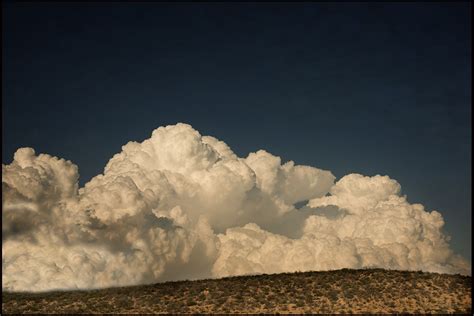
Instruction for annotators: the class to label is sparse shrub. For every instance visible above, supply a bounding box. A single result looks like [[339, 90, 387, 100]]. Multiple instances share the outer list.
[[115, 296, 129, 308], [328, 290, 339, 301], [343, 289, 355, 299]]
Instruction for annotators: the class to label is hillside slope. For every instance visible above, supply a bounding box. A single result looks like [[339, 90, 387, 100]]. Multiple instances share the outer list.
[[2, 269, 471, 314]]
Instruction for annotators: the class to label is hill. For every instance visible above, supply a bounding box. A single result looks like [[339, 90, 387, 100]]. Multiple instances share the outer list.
[[2, 268, 471, 314]]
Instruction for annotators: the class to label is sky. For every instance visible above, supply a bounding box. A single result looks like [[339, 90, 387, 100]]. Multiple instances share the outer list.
[[2, 1, 471, 266]]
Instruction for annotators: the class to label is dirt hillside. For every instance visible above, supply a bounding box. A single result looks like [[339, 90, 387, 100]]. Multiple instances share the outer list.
[[2, 268, 471, 314]]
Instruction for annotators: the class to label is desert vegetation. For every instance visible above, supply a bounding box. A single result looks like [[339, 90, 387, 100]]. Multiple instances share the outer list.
[[2, 268, 471, 314]]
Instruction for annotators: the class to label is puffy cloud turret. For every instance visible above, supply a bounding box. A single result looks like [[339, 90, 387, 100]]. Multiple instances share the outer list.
[[2, 123, 469, 292]]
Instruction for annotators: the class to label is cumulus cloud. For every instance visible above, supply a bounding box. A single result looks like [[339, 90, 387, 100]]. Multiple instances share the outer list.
[[2, 123, 470, 292]]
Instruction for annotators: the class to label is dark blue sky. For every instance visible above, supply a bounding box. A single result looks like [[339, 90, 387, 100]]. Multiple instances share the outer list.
[[2, 3, 471, 261]]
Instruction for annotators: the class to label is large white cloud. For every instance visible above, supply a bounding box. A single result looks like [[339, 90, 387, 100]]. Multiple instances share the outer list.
[[2, 123, 470, 292]]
